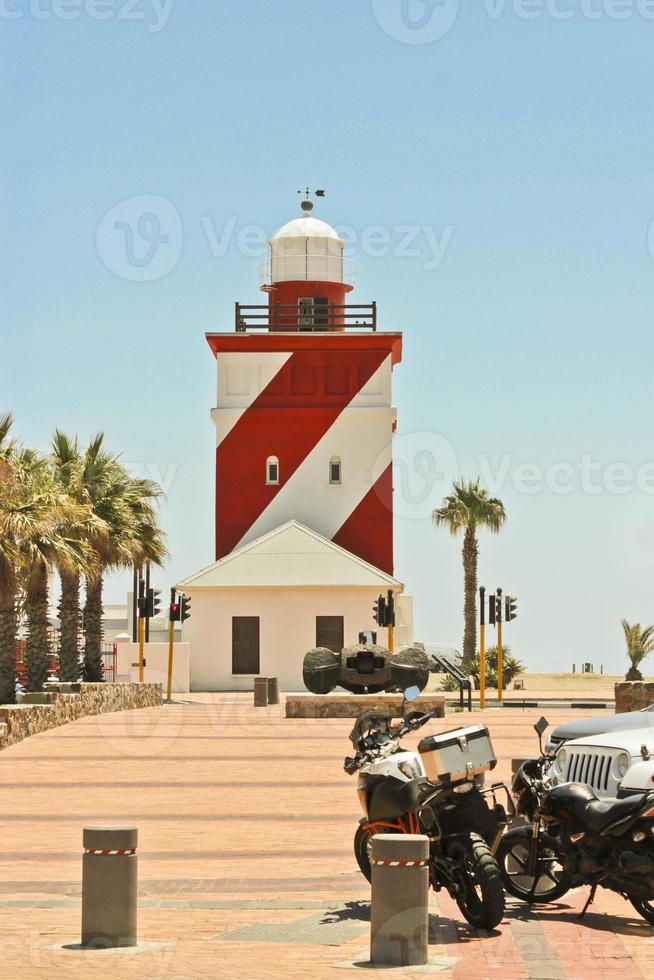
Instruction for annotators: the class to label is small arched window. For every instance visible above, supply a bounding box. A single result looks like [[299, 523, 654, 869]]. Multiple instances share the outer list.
[[266, 456, 279, 485], [329, 456, 342, 485]]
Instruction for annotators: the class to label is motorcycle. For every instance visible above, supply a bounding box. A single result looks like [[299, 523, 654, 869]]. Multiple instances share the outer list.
[[496, 717, 654, 923], [344, 687, 510, 930]]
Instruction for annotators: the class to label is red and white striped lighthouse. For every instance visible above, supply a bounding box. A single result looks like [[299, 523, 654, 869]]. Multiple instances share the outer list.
[[206, 195, 402, 575]]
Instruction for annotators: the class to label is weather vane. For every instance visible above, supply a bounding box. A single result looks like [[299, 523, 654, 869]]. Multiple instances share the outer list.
[[298, 187, 326, 213]]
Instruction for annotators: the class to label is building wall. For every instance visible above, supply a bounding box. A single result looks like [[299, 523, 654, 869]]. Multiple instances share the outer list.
[[183, 586, 410, 692]]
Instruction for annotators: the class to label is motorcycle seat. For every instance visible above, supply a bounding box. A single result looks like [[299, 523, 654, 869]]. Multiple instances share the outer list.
[[583, 793, 646, 832], [545, 783, 646, 832]]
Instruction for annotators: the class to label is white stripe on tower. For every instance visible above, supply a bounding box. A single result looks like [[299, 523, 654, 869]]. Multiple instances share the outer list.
[[212, 351, 293, 446]]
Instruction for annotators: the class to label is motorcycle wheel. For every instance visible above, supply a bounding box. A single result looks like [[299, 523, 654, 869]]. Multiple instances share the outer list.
[[496, 826, 570, 903], [629, 897, 654, 925], [446, 832, 505, 931], [354, 825, 375, 882]]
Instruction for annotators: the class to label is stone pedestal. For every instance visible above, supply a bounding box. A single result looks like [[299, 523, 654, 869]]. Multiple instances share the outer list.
[[285, 693, 445, 719]]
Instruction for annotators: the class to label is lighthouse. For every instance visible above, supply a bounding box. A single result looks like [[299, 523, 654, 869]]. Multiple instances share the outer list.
[[206, 195, 402, 575], [178, 194, 411, 692]]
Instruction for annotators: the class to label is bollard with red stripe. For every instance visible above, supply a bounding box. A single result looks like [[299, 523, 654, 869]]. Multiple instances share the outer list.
[[82, 826, 138, 948], [370, 834, 429, 967]]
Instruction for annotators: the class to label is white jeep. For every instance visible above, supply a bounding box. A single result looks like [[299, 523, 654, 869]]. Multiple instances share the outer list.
[[547, 727, 654, 799]]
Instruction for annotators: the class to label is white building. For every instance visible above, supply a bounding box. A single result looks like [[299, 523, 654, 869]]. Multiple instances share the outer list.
[[178, 521, 412, 692]]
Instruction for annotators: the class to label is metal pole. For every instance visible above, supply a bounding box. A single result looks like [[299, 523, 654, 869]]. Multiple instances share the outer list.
[[479, 586, 486, 711], [145, 562, 150, 643], [138, 617, 144, 683], [388, 623, 394, 653], [496, 588, 503, 704], [131, 565, 138, 643], [166, 620, 174, 702]]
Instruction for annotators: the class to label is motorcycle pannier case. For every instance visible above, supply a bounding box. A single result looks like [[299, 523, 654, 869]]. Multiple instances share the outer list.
[[418, 725, 496, 782]]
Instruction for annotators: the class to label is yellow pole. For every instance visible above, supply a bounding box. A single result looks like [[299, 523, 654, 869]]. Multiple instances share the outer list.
[[138, 616, 144, 682], [388, 623, 394, 653], [166, 620, 174, 702], [497, 616, 503, 704], [480, 622, 486, 711]]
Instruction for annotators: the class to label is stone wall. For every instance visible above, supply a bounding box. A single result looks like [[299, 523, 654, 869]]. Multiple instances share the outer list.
[[614, 681, 654, 713], [0, 683, 162, 749]]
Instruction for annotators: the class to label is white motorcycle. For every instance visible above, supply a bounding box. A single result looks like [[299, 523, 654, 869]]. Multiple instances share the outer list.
[[344, 688, 510, 930]]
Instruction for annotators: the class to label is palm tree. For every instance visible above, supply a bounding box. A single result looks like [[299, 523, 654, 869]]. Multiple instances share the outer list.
[[0, 412, 19, 703], [433, 478, 506, 670], [621, 619, 654, 681], [81, 456, 166, 682], [51, 432, 113, 682], [19, 453, 93, 692]]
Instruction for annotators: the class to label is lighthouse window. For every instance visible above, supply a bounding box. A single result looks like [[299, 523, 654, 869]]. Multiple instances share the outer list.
[[266, 456, 279, 485], [329, 457, 342, 485]]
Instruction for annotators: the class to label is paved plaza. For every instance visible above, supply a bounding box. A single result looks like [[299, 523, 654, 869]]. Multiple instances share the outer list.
[[1, 695, 654, 979]]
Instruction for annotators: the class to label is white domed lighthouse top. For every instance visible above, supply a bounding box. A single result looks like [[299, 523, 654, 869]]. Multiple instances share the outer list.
[[272, 215, 342, 242], [263, 207, 351, 287]]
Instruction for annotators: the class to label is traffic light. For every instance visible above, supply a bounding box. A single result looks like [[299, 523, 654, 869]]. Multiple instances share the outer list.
[[146, 587, 161, 618], [495, 590, 503, 624], [137, 578, 147, 618], [181, 593, 192, 622], [488, 592, 496, 626], [386, 589, 395, 628], [505, 594, 518, 622], [169, 587, 181, 622], [373, 593, 386, 626]]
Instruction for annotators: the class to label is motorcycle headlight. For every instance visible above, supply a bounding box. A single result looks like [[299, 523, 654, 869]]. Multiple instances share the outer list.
[[617, 752, 631, 778], [398, 759, 422, 780]]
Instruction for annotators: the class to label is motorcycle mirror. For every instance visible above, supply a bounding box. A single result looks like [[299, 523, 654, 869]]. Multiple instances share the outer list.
[[404, 686, 421, 703], [534, 716, 549, 755]]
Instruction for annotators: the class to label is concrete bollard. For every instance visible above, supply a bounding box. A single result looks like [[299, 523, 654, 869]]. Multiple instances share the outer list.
[[82, 826, 138, 948], [267, 676, 280, 705], [370, 834, 429, 967], [253, 677, 269, 707]]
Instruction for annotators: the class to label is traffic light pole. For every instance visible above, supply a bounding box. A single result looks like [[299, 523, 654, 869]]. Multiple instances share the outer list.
[[166, 619, 174, 702], [387, 623, 394, 653], [479, 586, 486, 711], [138, 616, 145, 683], [496, 587, 503, 704]]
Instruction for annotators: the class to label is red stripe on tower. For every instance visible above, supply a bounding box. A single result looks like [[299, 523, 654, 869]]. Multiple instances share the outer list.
[[332, 464, 394, 575]]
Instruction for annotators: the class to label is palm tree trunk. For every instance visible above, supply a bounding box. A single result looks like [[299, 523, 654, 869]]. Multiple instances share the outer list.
[[461, 526, 478, 671], [0, 582, 17, 704], [83, 575, 104, 682], [25, 564, 51, 692], [58, 570, 81, 682]]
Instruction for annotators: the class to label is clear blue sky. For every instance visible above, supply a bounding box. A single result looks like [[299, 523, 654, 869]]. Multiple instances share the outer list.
[[3, 1, 654, 673]]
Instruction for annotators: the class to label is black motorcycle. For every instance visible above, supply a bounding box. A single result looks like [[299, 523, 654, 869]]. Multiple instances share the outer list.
[[344, 691, 510, 930], [496, 717, 654, 923]]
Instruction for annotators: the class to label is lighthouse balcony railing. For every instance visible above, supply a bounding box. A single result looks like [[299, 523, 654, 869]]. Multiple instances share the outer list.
[[235, 302, 377, 332]]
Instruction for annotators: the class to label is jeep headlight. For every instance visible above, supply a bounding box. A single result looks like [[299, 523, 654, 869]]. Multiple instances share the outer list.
[[617, 752, 630, 778], [557, 748, 567, 770]]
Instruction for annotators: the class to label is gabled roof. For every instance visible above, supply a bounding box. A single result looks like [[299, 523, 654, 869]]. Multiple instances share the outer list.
[[178, 521, 402, 590]]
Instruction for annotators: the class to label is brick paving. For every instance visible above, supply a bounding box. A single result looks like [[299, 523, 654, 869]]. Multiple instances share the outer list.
[[0, 694, 653, 978]]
